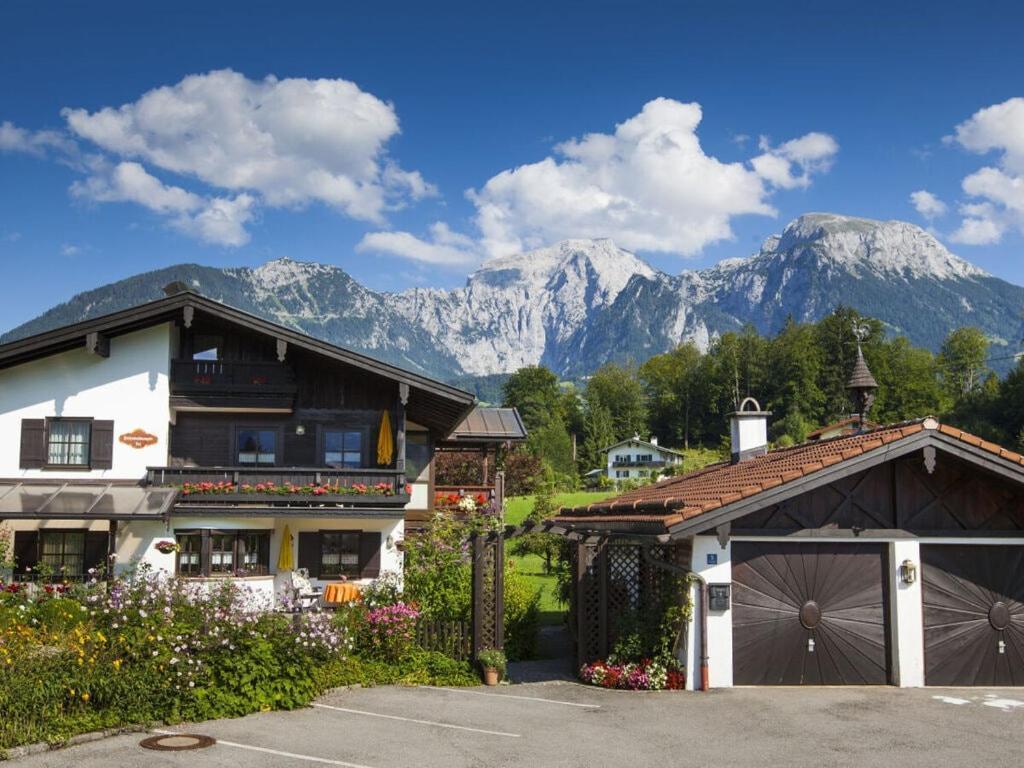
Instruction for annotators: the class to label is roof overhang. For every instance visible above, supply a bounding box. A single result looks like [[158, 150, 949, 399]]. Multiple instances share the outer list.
[[667, 430, 1024, 539], [0, 291, 476, 436]]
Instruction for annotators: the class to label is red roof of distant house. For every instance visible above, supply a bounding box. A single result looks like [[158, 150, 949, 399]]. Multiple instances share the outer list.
[[554, 418, 1024, 533]]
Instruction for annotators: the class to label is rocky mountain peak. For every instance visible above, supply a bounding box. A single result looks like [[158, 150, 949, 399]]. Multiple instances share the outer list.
[[775, 213, 986, 280], [247, 256, 343, 293]]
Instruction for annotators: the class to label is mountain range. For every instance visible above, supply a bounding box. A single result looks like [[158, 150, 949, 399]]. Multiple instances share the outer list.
[[4, 213, 1023, 382]]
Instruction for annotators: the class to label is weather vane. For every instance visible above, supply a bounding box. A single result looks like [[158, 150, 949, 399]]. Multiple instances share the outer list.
[[852, 321, 870, 344]]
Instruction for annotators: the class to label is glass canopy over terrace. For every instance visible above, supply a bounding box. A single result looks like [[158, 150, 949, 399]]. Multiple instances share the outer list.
[[0, 482, 177, 519]]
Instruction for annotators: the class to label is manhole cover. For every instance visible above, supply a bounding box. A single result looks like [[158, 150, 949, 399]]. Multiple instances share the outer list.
[[140, 734, 216, 751]]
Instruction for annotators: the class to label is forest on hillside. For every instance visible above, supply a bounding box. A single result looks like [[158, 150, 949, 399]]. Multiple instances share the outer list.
[[487, 306, 1024, 485]]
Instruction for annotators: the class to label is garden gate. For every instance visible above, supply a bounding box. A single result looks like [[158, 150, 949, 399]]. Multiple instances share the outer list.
[[468, 520, 691, 669]]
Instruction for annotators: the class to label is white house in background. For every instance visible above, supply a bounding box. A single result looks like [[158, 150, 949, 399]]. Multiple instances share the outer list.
[[0, 285, 479, 604], [604, 435, 685, 481]]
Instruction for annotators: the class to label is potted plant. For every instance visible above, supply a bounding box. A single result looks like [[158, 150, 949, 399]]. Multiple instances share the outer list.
[[477, 648, 506, 686]]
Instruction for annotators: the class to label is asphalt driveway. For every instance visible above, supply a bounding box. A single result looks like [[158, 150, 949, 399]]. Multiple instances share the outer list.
[[8, 683, 1024, 768]]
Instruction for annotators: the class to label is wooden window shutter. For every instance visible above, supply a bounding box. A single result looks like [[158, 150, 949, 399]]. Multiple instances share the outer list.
[[359, 531, 382, 578], [19, 419, 46, 469], [13, 531, 39, 574], [91, 420, 115, 469], [297, 532, 322, 578], [84, 532, 109, 574]]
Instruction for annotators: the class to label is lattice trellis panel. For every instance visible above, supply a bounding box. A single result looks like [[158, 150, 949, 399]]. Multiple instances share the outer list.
[[471, 534, 504, 658], [573, 540, 691, 667]]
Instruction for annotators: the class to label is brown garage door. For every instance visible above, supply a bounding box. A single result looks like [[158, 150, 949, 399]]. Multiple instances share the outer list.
[[922, 545, 1024, 686], [732, 542, 890, 685]]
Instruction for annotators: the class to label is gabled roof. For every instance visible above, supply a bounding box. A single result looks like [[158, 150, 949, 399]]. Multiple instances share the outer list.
[[442, 407, 527, 445], [603, 436, 686, 457], [556, 418, 1024, 537], [0, 290, 476, 436]]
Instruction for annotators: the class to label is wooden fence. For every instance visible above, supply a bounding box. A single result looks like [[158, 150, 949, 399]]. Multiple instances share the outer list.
[[416, 619, 472, 660]]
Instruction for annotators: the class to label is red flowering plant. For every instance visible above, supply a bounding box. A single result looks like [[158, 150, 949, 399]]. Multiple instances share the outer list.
[[178, 481, 396, 497], [154, 540, 180, 554], [579, 578, 690, 691], [433, 491, 492, 515], [579, 657, 686, 690]]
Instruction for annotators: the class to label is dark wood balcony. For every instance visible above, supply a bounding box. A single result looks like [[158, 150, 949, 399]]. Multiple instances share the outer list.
[[611, 459, 669, 468], [147, 466, 408, 507], [169, 360, 298, 411]]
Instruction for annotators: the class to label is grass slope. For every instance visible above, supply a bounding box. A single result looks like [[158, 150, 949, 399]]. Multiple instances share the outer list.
[[505, 491, 617, 625]]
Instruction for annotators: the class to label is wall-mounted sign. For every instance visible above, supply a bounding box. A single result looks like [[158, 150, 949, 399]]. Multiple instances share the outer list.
[[119, 428, 159, 449], [706, 553, 718, 566]]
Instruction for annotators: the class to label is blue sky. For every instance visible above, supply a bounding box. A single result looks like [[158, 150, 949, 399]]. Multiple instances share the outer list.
[[2, 0, 1023, 333]]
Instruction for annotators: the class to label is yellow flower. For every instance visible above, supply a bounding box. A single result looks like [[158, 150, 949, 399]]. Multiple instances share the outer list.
[[81, 692, 90, 702], [113, 659, 122, 670]]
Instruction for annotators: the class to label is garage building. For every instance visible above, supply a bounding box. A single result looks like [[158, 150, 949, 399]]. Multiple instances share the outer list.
[[556, 381, 1024, 689]]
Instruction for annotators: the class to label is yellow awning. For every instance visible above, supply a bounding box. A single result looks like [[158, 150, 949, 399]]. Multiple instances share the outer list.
[[277, 525, 294, 571], [377, 410, 394, 466]]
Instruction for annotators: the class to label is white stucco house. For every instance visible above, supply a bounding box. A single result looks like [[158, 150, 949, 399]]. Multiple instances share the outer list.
[[604, 435, 685, 481], [0, 286, 484, 604]]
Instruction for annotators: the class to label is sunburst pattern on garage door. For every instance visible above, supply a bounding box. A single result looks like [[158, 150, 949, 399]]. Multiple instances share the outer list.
[[732, 542, 890, 685]]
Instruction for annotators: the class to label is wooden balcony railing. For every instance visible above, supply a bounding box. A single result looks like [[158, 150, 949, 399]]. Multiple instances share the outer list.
[[147, 466, 407, 503], [170, 360, 297, 394], [611, 459, 669, 468]]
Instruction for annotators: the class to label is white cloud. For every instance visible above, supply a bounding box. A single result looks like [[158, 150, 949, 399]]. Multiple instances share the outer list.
[[363, 98, 838, 262], [60, 243, 81, 256], [910, 189, 947, 220], [947, 97, 1024, 245], [61, 70, 430, 225], [71, 161, 255, 246], [357, 222, 478, 266], [0, 120, 76, 156], [752, 132, 839, 190], [4, 69, 432, 247]]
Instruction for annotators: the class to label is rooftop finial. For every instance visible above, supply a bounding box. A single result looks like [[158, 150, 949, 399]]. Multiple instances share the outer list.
[[846, 322, 878, 430]]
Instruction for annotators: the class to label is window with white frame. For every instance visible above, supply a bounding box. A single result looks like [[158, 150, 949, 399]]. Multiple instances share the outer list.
[[47, 419, 92, 467]]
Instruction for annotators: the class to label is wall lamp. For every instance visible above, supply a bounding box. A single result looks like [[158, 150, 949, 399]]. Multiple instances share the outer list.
[[899, 559, 917, 585]]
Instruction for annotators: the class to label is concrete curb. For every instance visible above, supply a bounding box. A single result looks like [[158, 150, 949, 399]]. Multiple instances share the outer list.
[[2, 723, 157, 762]]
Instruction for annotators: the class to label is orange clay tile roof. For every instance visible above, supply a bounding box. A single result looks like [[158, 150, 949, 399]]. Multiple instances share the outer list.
[[554, 418, 1024, 528]]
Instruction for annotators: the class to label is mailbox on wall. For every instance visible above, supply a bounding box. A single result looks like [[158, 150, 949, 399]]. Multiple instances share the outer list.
[[708, 584, 731, 611]]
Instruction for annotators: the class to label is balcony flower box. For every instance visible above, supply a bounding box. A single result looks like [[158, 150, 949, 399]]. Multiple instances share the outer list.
[[178, 480, 397, 497]]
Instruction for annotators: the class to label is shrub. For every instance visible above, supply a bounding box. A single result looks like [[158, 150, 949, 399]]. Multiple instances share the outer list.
[[476, 648, 506, 674], [362, 602, 420, 662], [434, 451, 484, 485], [501, 450, 543, 496], [503, 565, 541, 661], [316, 650, 479, 689]]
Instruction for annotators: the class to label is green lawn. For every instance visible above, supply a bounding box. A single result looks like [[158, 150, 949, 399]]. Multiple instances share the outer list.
[[504, 490, 618, 526], [505, 490, 617, 625]]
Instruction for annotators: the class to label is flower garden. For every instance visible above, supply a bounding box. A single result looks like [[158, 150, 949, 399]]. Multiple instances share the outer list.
[[0, 507, 543, 753]]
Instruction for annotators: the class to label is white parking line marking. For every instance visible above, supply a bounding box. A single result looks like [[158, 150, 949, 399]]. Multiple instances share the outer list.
[[153, 729, 378, 768], [932, 695, 971, 706], [421, 685, 601, 709], [982, 698, 1024, 711], [311, 702, 521, 737]]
